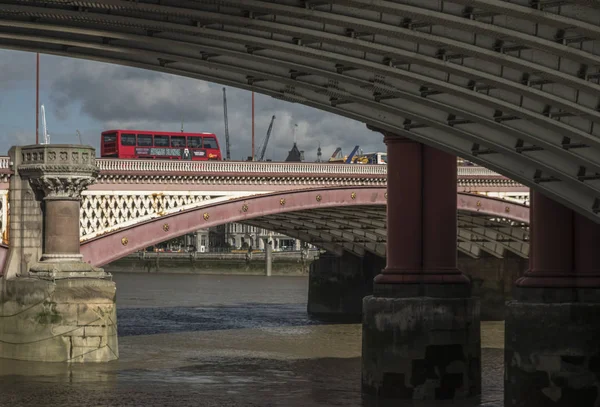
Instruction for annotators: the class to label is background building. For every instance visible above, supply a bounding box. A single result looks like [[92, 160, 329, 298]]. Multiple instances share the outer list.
[[153, 223, 307, 253]]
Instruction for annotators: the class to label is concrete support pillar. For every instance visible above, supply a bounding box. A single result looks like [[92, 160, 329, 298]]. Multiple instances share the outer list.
[[0, 145, 118, 363], [307, 251, 384, 322], [265, 238, 272, 277], [505, 190, 600, 406], [362, 134, 480, 401]]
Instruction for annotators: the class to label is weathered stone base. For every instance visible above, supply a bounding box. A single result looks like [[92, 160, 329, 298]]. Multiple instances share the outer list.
[[307, 252, 383, 322], [362, 295, 481, 400], [28, 260, 108, 279], [0, 277, 118, 362], [505, 300, 600, 407]]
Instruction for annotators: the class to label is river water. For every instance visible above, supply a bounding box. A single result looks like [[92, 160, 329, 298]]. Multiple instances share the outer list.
[[0, 274, 504, 406]]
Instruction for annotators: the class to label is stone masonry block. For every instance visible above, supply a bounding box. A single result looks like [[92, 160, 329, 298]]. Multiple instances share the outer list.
[[84, 326, 109, 337], [73, 336, 102, 348]]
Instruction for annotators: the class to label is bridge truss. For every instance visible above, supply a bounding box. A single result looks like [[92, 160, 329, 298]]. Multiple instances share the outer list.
[[0, 0, 598, 222]]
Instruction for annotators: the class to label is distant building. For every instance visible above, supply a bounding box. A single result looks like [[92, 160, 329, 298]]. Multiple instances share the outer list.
[[167, 223, 310, 253], [285, 142, 304, 162]]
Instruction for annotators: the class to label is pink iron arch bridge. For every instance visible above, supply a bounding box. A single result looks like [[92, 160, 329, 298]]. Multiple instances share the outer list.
[[0, 158, 529, 270]]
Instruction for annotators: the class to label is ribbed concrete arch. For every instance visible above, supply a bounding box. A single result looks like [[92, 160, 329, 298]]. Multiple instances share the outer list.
[[1, 0, 598, 220], [79, 187, 529, 267]]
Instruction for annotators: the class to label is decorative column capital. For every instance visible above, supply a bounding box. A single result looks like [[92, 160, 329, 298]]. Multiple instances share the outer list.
[[17, 145, 99, 200], [28, 175, 96, 200]]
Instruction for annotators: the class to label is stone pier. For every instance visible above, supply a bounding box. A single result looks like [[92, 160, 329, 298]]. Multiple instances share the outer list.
[[505, 191, 600, 406], [0, 145, 118, 362], [307, 251, 384, 322], [362, 134, 480, 400]]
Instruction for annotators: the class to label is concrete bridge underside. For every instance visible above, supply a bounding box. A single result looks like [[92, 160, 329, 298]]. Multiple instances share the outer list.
[[0, 0, 599, 222], [76, 187, 529, 267]]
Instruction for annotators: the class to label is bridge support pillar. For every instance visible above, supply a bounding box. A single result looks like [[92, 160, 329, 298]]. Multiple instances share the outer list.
[[307, 251, 383, 322], [505, 191, 600, 407], [0, 145, 118, 363], [362, 136, 480, 401]]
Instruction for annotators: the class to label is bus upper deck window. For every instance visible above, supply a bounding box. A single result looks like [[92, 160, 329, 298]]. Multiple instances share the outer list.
[[187, 137, 202, 148], [171, 136, 186, 147], [154, 135, 169, 147], [137, 134, 153, 146], [103, 133, 117, 143], [203, 137, 218, 149], [121, 134, 136, 146]]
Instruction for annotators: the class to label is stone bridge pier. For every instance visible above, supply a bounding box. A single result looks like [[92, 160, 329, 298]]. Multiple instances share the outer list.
[[505, 191, 600, 406], [0, 145, 118, 362], [307, 251, 384, 322], [361, 134, 481, 401]]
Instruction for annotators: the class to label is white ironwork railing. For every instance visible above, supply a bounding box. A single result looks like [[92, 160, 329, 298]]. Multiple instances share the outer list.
[[0, 156, 504, 177], [96, 158, 388, 175], [457, 166, 502, 177], [96, 159, 503, 177]]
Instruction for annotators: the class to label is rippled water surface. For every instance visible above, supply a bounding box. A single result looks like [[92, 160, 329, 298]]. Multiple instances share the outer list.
[[0, 273, 505, 406]]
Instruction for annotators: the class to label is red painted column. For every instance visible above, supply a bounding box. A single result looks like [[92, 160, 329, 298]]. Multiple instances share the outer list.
[[516, 190, 574, 287], [574, 213, 600, 285], [573, 214, 600, 280], [375, 135, 422, 283], [422, 146, 468, 284]]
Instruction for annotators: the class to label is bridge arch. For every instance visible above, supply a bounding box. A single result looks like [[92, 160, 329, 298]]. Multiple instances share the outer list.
[[0, 1, 598, 221], [80, 187, 529, 266]]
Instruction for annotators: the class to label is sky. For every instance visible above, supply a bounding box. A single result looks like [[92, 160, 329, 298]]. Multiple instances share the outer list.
[[0, 49, 385, 161]]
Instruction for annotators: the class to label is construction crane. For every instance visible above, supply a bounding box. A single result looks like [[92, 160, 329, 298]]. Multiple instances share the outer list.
[[222, 87, 231, 160], [40, 104, 50, 145], [329, 147, 342, 161], [257, 115, 276, 161], [76, 130, 83, 144], [344, 145, 360, 163]]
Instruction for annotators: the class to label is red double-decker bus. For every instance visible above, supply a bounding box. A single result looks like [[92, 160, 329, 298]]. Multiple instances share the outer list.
[[101, 130, 223, 160]]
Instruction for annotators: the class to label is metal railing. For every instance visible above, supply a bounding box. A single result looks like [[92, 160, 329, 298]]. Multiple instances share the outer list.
[[96, 158, 388, 175], [96, 159, 503, 177], [0, 156, 503, 177], [457, 166, 502, 177]]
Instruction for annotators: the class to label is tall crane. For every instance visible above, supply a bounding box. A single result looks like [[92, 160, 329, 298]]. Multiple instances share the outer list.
[[258, 115, 276, 161], [40, 104, 50, 145], [344, 145, 360, 163], [76, 130, 83, 144], [222, 87, 231, 160]]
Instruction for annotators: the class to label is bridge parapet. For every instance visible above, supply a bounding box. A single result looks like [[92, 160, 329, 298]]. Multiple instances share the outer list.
[[97, 158, 505, 177], [97, 158, 387, 175]]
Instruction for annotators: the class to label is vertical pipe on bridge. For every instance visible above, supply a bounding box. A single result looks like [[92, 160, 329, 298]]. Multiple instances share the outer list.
[[505, 190, 600, 406], [265, 238, 272, 277], [362, 132, 480, 401]]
